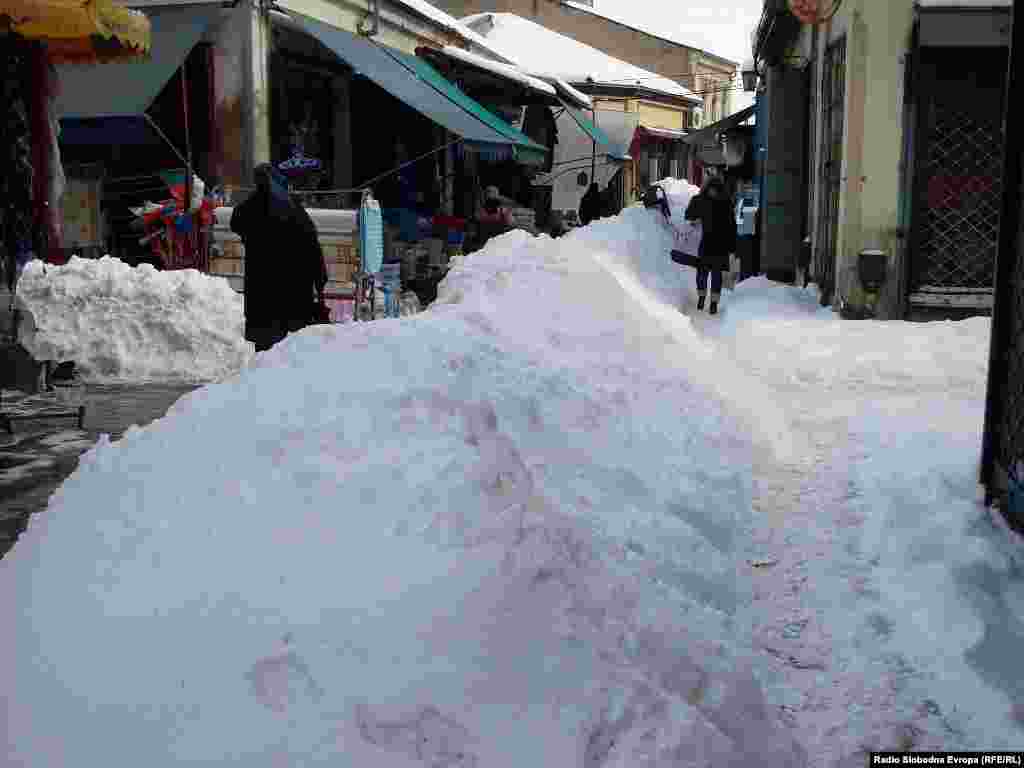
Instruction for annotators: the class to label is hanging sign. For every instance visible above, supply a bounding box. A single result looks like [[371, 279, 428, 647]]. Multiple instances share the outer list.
[[278, 152, 322, 177]]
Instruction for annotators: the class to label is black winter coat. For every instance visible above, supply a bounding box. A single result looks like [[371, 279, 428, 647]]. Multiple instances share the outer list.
[[230, 183, 327, 334], [684, 192, 737, 272], [578, 184, 602, 226]]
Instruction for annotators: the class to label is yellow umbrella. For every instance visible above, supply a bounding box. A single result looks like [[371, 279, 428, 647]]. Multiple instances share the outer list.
[[0, 0, 151, 62]]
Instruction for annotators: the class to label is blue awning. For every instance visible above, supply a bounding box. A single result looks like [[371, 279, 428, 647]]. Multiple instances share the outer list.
[[287, 14, 540, 161], [55, 5, 218, 119], [59, 116, 159, 146]]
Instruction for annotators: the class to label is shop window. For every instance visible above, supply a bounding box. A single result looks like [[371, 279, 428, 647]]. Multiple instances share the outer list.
[[271, 55, 335, 189]]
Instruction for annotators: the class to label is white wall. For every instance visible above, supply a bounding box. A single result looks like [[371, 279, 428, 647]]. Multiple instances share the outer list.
[[539, 108, 638, 215]]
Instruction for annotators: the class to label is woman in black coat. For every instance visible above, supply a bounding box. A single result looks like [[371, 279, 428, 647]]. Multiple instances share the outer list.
[[230, 164, 327, 351], [684, 177, 736, 315]]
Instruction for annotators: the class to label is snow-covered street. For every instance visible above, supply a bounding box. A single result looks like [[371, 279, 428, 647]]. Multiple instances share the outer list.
[[2, 185, 1021, 765]]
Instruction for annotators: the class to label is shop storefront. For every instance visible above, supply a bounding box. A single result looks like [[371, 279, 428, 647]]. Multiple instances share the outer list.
[[52, 2, 220, 267], [211, 9, 549, 316], [2, 0, 152, 283]]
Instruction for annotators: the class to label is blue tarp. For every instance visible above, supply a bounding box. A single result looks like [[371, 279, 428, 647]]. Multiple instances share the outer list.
[[59, 116, 158, 146]]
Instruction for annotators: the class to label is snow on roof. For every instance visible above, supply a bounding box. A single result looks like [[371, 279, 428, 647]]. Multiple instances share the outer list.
[[917, 0, 1010, 5], [460, 13, 701, 104], [535, 75, 592, 109], [560, 0, 740, 66], [438, 45, 556, 97], [387, 0, 592, 107], [387, 0, 519, 64]]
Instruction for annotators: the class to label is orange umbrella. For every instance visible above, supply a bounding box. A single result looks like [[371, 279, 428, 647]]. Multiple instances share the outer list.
[[0, 0, 151, 63]]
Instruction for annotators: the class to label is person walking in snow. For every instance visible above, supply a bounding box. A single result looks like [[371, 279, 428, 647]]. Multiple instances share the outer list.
[[684, 176, 736, 315], [578, 182, 602, 226], [230, 163, 327, 352]]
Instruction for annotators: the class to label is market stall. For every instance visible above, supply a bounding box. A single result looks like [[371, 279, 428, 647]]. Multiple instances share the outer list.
[[1, 0, 150, 420], [2, 0, 151, 288]]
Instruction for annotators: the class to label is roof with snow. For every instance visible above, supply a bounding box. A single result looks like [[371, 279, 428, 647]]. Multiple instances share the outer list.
[[559, 0, 739, 67], [460, 12, 702, 105], [388, 0, 518, 64], [916, 0, 1010, 6], [387, 1, 591, 107]]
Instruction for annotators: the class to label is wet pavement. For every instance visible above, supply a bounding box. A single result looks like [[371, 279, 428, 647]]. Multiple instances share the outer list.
[[0, 382, 199, 558]]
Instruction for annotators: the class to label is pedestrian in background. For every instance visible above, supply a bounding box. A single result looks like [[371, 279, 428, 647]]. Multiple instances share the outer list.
[[578, 182, 602, 226]]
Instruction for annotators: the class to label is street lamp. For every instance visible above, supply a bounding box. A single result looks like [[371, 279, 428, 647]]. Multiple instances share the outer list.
[[741, 59, 758, 92]]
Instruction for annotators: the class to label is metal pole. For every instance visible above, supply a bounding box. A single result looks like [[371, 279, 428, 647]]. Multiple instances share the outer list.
[[980, 0, 1024, 498], [182, 64, 193, 211], [591, 108, 597, 183]]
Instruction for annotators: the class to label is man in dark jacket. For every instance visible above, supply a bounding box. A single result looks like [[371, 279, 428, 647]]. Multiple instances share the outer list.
[[578, 183, 602, 226], [230, 163, 327, 351], [684, 176, 736, 315]]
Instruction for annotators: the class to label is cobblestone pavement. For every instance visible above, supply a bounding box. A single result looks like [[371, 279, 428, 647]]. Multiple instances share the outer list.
[[1, 382, 199, 558]]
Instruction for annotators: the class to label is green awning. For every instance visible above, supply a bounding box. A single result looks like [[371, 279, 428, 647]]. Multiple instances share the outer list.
[[387, 47, 549, 167], [559, 98, 613, 149], [289, 14, 548, 167]]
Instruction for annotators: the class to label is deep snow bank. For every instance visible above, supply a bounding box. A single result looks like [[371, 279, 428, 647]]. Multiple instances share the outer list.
[[684, 273, 1024, 754], [15, 256, 253, 383], [0, 210, 805, 766]]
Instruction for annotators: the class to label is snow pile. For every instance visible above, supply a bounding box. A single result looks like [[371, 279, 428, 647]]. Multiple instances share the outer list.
[[707, 277, 989, 396], [15, 256, 253, 384], [0, 210, 806, 766], [700, 280, 1024, 756], [5, 192, 1018, 763]]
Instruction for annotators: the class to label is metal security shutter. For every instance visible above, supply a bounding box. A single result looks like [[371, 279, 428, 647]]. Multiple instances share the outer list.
[[814, 36, 845, 306], [908, 46, 1007, 310]]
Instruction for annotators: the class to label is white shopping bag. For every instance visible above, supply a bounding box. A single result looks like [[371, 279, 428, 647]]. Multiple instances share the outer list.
[[724, 253, 741, 291], [673, 220, 702, 257]]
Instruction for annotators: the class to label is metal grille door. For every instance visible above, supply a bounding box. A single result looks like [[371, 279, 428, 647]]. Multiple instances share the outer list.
[[909, 47, 1007, 310], [814, 37, 845, 306], [915, 105, 1003, 290]]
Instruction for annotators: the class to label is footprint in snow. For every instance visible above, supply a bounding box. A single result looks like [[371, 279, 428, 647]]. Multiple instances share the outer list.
[[356, 703, 478, 767], [246, 649, 323, 714]]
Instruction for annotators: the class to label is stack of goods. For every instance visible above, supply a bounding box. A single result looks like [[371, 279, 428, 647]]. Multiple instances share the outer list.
[[509, 207, 537, 235], [446, 228, 465, 261], [425, 238, 445, 269], [376, 262, 401, 318], [132, 173, 216, 271], [431, 216, 466, 267]]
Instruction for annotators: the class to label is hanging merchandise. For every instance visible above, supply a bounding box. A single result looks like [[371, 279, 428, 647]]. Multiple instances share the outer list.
[[132, 172, 216, 271], [27, 42, 63, 260], [359, 191, 384, 275], [353, 191, 384, 321]]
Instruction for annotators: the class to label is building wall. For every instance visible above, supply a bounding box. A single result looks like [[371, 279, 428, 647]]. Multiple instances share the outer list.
[[433, 0, 737, 121], [799, 0, 914, 317], [636, 100, 686, 132]]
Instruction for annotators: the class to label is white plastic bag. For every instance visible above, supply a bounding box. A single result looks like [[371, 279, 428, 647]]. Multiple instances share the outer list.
[[673, 221, 702, 257], [724, 254, 741, 291]]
